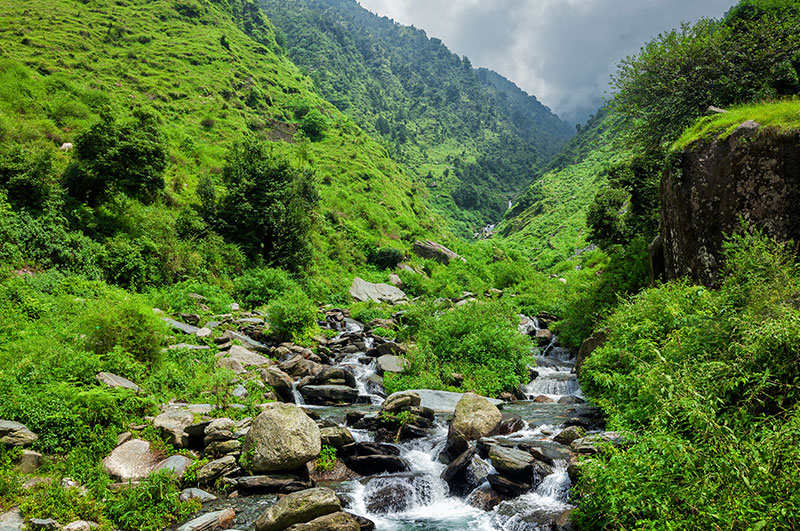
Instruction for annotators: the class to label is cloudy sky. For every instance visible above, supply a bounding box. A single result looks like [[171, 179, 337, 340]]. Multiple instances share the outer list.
[[357, 0, 734, 125]]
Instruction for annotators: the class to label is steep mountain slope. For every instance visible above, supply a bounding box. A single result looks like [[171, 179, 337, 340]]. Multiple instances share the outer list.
[[260, 0, 574, 233], [498, 111, 622, 268], [0, 0, 445, 290]]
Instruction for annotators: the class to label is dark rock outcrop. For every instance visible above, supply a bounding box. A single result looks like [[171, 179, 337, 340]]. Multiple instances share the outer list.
[[662, 121, 800, 286]]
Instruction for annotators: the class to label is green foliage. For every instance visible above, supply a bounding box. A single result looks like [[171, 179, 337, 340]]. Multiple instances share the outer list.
[[261, 0, 574, 232], [19, 481, 109, 527], [105, 471, 200, 531], [385, 300, 532, 397], [349, 300, 393, 324], [314, 445, 337, 472], [367, 246, 405, 270], [266, 288, 319, 343], [574, 230, 800, 529], [69, 108, 168, 205], [234, 267, 298, 308], [300, 108, 329, 140], [611, 0, 800, 153], [208, 138, 318, 270], [81, 296, 167, 365]]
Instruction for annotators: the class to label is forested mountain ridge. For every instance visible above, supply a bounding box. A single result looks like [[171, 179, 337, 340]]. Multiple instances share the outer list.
[[260, 0, 574, 233], [0, 0, 448, 292]]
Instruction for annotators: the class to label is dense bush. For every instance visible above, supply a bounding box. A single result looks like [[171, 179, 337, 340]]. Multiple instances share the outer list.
[[574, 230, 800, 529], [68, 108, 168, 205], [207, 138, 319, 270], [385, 300, 532, 397], [105, 471, 200, 531], [234, 267, 298, 308], [266, 288, 319, 344], [367, 246, 404, 270]]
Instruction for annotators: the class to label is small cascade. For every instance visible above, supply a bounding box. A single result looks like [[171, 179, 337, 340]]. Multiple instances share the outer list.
[[491, 461, 573, 530], [291, 382, 306, 406]]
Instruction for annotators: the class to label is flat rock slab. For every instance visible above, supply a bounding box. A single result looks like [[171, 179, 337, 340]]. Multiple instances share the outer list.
[[180, 488, 218, 503], [177, 508, 235, 531], [412, 240, 465, 265], [222, 345, 272, 368], [169, 343, 211, 350], [0, 420, 37, 447], [163, 318, 200, 335], [224, 331, 270, 353], [376, 355, 407, 375], [154, 410, 194, 448], [408, 390, 502, 414], [102, 439, 161, 481], [154, 455, 193, 478], [96, 372, 139, 392], [0, 508, 24, 530], [255, 488, 341, 531], [349, 278, 407, 305]]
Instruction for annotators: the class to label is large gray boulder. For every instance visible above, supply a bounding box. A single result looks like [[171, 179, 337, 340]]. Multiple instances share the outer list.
[[102, 439, 160, 481], [381, 391, 421, 414], [220, 345, 272, 368], [489, 445, 551, 482], [376, 355, 408, 375], [153, 409, 194, 448], [0, 420, 37, 447], [96, 372, 139, 392], [450, 393, 502, 441], [320, 426, 355, 448], [286, 512, 360, 531], [255, 487, 341, 531], [242, 403, 321, 473], [409, 390, 502, 414], [349, 278, 407, 304], [298, 385, 359, 405], [412, 240, 465, 265]]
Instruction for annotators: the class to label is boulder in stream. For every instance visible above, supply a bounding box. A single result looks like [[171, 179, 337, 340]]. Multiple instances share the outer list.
[[449, 392, 502, 441], [255, 487, 341, 531], [381, 391, 421, 413], [285, 512, 360, 531], [242, 403, 321, 473], [298, 385, 359, 405]]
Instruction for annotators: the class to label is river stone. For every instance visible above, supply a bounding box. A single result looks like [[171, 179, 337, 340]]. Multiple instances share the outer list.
[[102, 439, 160, 481], [468, 484, 503, 511], [0, 507, 24, 530], [313, 367, 357, 388], [255, 487, 341, 531], [554, 426, 585, 446], [177, 508, 235, 531], [376, 355, 408, 375], [409, 390, 502, 414], [488, 473, 531, 497], [63, 521, 98, 531], [236, 474, 313, 494], [279, 356, 324, 379], [153, 410, 194, 448], [412, 240, 465, 265], [0, 420, 38, 446], [223, 345, 271, 368], [180, 488, 217, 503], [571, 431, 628, 455], [381, 391, 421, 413], [260, 367, 295, 402], [320, 426, 355, 448], [441, 447, 481, 496], [285, 512, 360, 531], [243, 403, 321, 473], [299, 385, 359, 405], [28, 519, 59, 531], [154, 455, 193, 478], [196, 455, 237, 484], [349, 277, 407, 305], [96, 372, 139, 392], [205, 418, 235, 443], [15, 450, 42, 473], [489, 445, 535, 480], [163, 317, 200, 335], [450, 393, 502, 441], [223, 331, 270, 353]]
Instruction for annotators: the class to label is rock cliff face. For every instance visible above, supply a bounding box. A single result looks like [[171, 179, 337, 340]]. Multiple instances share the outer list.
[[661, 121, 800, 286]]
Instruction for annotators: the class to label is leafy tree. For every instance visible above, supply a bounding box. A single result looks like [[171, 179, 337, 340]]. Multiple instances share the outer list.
[[208, 138, 318, 270], [611, 0, 800, 152], [300, 108, 329, 140], [67, 108, 168, 204]]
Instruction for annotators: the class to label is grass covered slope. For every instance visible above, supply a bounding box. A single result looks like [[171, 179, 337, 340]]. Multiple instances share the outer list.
[[260, 0, 574, 233], [672, 99, 800, 151], [0, 0, 444, 291], [498, 111, 623, 269], [573, 230, 800, 529]]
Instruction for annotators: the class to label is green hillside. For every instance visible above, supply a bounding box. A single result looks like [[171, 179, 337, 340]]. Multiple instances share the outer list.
[[0, 0, 445, 293], [260, 0, 574, 234]]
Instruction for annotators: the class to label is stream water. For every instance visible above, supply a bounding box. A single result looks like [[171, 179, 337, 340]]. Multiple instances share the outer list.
[[200, 316, 596, 530]]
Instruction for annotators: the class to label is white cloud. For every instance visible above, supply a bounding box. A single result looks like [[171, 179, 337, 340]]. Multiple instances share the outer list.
[[357, 0, 733, 123]]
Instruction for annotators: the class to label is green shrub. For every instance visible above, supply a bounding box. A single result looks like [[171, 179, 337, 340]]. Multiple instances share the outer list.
[[574, 229, 800, 529], [314, 445, 337, 472], [234, 267, 298, 308], [349, 300, 392, 324], [19, 481, 109, 527], [266, 288, 319, 344], [368, 246, 404, 270], [82, 295, 166, 366], [105, 470, 200, 531]]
